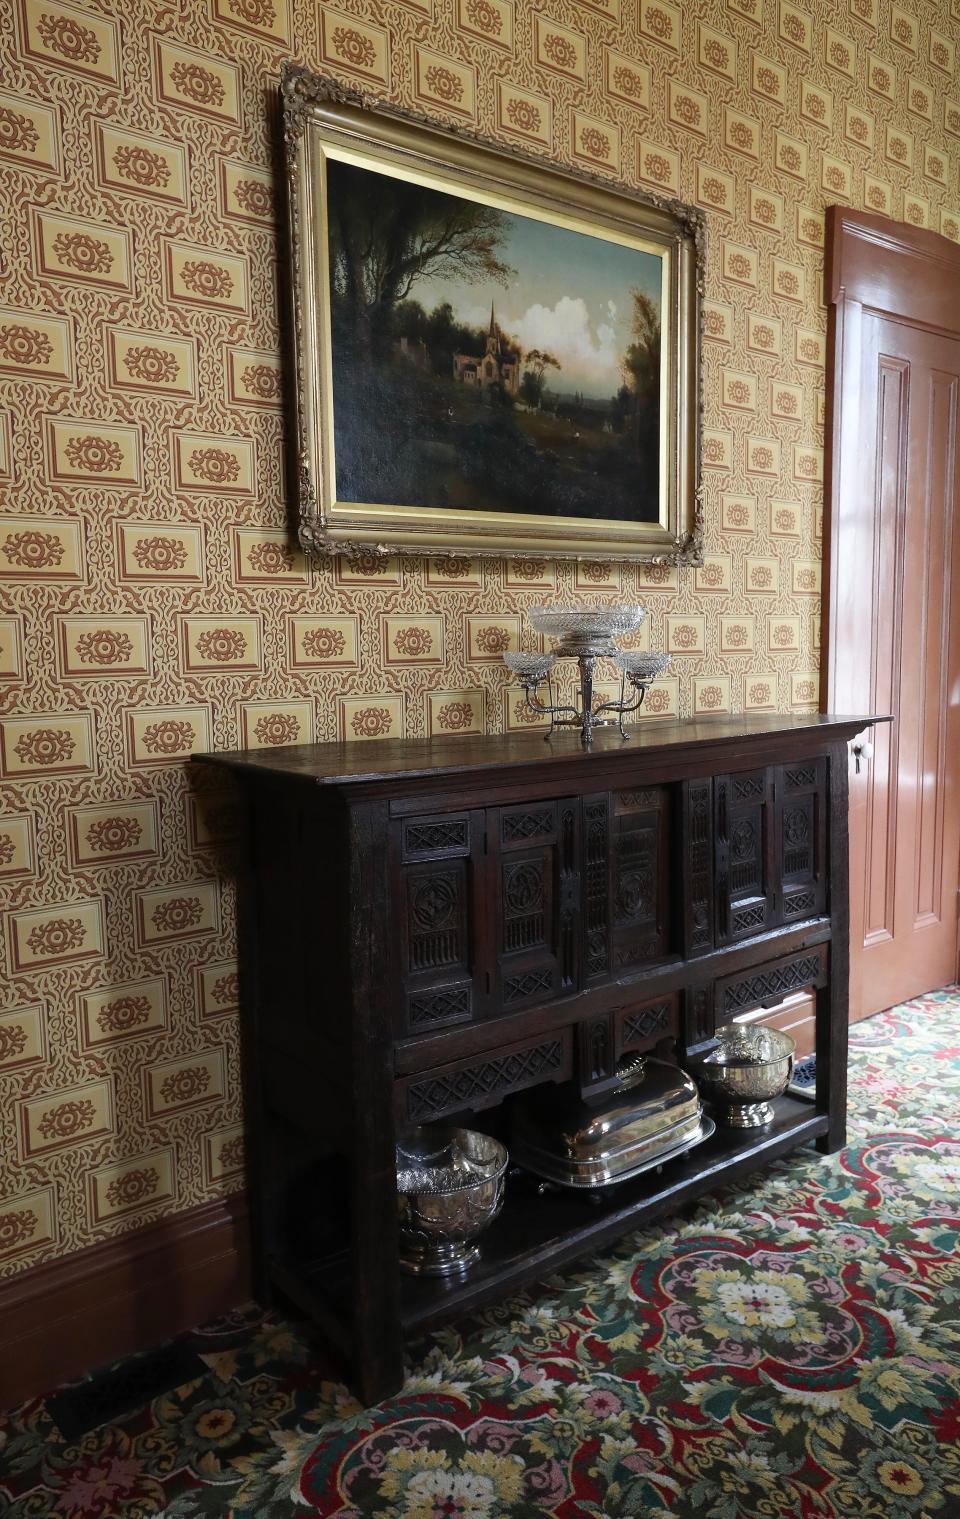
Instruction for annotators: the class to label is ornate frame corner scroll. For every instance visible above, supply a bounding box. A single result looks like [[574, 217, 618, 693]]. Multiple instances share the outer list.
[[281, 62, 705, 566]]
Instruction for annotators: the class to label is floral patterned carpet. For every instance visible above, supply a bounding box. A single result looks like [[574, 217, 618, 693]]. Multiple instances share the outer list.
[[2, 987, 959, 1519]]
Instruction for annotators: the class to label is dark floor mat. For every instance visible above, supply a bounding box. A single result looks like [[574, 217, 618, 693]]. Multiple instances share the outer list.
[[45, 1340, 207, 1439]]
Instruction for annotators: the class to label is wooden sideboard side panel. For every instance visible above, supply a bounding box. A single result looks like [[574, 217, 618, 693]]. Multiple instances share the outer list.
[[244, 795, 349, 1286]]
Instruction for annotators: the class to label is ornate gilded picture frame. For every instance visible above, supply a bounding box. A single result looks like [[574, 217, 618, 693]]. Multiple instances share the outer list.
[[281, 64, 705, 564]]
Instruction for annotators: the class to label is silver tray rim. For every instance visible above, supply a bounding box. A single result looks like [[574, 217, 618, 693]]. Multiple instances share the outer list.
[[512, 1116, 716, 1189]]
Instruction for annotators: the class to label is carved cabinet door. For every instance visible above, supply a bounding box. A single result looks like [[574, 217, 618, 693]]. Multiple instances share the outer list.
[[391, 811, 487, 1036], [715, 769, 776, 943], [776, 760, 827, 922], [608, 787, 670, 973], [489, 799, 579, 1014]]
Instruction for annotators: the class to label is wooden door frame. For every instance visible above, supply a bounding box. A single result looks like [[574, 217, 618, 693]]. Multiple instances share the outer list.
[[822, 206, 960, 1000]]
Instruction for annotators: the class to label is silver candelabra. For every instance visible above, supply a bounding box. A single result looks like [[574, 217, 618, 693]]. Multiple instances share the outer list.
[[503, 604, 671, 747]]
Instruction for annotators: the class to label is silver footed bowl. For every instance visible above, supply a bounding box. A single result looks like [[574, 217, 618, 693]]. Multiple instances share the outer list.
[[396, 1126, 508, 1276], [527, 603, 647, 654], [688, 1024, 796, 1129]]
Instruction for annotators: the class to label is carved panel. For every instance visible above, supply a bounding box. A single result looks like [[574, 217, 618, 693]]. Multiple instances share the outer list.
[[733, 775, 765, 800], [614, 823, 656, 926], [729, 815, 761, 895], [503, 967, 555, 1004], [784, 764, 817, 790], [683, 779, 714, 955], [774, 762, 825, 921], [621, 999, 673, 1047], [782, 799, 814, 879], [393, 812, 481, 1038], [716, 769, 773, 944], [502, 807, 554, 842], [613, 936, 662, 968], [783, 889, 818, 919], [404, 1035, 570, 1122], [614, 788, 661, 813], [583, 797, 610, 979], [406, 868, 465, 972], [611, 789, 668, 971], [558, 805, 579, 991], [407, 984, 471, 1029], [402, 817, 470, 858], [730, 900, 767, 934], [686, 984, 714, 1048], [720, 951, 825, 1017], [503, 858, 546, 951], [579, 1014, 613, 1085]]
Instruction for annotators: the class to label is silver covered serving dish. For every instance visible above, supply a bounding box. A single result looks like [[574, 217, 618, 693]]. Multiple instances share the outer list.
[[396, 1126, 508, 1276], [510, 1056, 714, 1188], [688, 1023, 796, 1128]]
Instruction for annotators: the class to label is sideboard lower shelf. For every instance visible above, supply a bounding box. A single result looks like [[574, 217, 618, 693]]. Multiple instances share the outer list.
[[268, 1094, 828, 1344]]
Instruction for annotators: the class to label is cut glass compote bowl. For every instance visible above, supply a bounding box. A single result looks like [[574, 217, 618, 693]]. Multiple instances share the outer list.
[[527, 603, 647, 656]]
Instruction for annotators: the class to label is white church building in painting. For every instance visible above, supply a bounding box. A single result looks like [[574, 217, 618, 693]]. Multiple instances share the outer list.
[[452, 304, 521, 395]]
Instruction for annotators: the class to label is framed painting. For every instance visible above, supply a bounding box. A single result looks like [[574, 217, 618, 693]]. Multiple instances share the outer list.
[[281, 65, 705, 564]]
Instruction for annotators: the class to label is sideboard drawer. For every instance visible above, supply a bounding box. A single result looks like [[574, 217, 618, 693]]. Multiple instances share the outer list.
[[395, 1028, 574, 1127], [716, 945, 828, 1023]]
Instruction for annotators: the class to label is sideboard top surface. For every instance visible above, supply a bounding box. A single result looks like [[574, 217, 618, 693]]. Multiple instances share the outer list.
[[195, 713, 884, 790]]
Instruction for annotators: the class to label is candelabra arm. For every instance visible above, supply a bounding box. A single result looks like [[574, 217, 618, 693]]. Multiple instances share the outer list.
[[523, 686, 579, 719]]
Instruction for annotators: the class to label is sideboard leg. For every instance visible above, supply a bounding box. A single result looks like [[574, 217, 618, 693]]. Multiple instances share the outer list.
[[349, 801, 404, 1405], [816, 742, 850, 1154]]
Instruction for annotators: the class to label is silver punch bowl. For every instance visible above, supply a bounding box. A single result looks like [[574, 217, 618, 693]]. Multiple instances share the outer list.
[[396, 1126, 509, 1276], [689, 1024, 796, 1128]]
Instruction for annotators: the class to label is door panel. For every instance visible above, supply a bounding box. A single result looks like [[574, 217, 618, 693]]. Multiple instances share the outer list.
[[491, 800, 574, 1013], [826, 213, 960, 1018], [392, 810, 486, 1035], [715, 769, 775, 944], [608, 786, 670, 972], [776, 760, 827, 923]]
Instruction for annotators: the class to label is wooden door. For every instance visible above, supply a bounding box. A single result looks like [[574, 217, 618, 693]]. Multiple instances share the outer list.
[[824, 209, 960, 1019]]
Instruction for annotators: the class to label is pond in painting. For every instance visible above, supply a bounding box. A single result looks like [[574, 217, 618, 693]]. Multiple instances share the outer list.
[[325, 156, 666, 523]]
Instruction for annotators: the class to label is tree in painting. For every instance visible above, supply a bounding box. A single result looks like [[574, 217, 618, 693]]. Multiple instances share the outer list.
[[326, 158, 663, 523]]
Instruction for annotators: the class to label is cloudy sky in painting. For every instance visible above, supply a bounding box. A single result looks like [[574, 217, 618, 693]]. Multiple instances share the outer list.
[[408, 199, 663, 399]]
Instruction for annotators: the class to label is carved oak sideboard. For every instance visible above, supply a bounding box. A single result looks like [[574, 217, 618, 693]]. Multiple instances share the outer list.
[[197, 712, 878, 1403]]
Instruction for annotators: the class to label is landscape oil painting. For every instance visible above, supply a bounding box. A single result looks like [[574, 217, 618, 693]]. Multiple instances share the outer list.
[[326, 157, 666, 526], [283, 68, 703, 561]]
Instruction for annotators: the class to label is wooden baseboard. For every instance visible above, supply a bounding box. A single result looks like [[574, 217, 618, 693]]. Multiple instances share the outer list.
[[0, 1193, 250, 1410]]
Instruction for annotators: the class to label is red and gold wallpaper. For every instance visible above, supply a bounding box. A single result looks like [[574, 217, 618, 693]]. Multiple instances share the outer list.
[[1, 0, 958, 1276]]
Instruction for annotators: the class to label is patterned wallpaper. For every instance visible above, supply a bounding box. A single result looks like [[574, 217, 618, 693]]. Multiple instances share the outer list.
[[1, 0, 959, 1279]]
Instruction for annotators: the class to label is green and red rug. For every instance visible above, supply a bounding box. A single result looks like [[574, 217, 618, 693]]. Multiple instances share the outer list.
[[2, 987, 959, 1518]]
